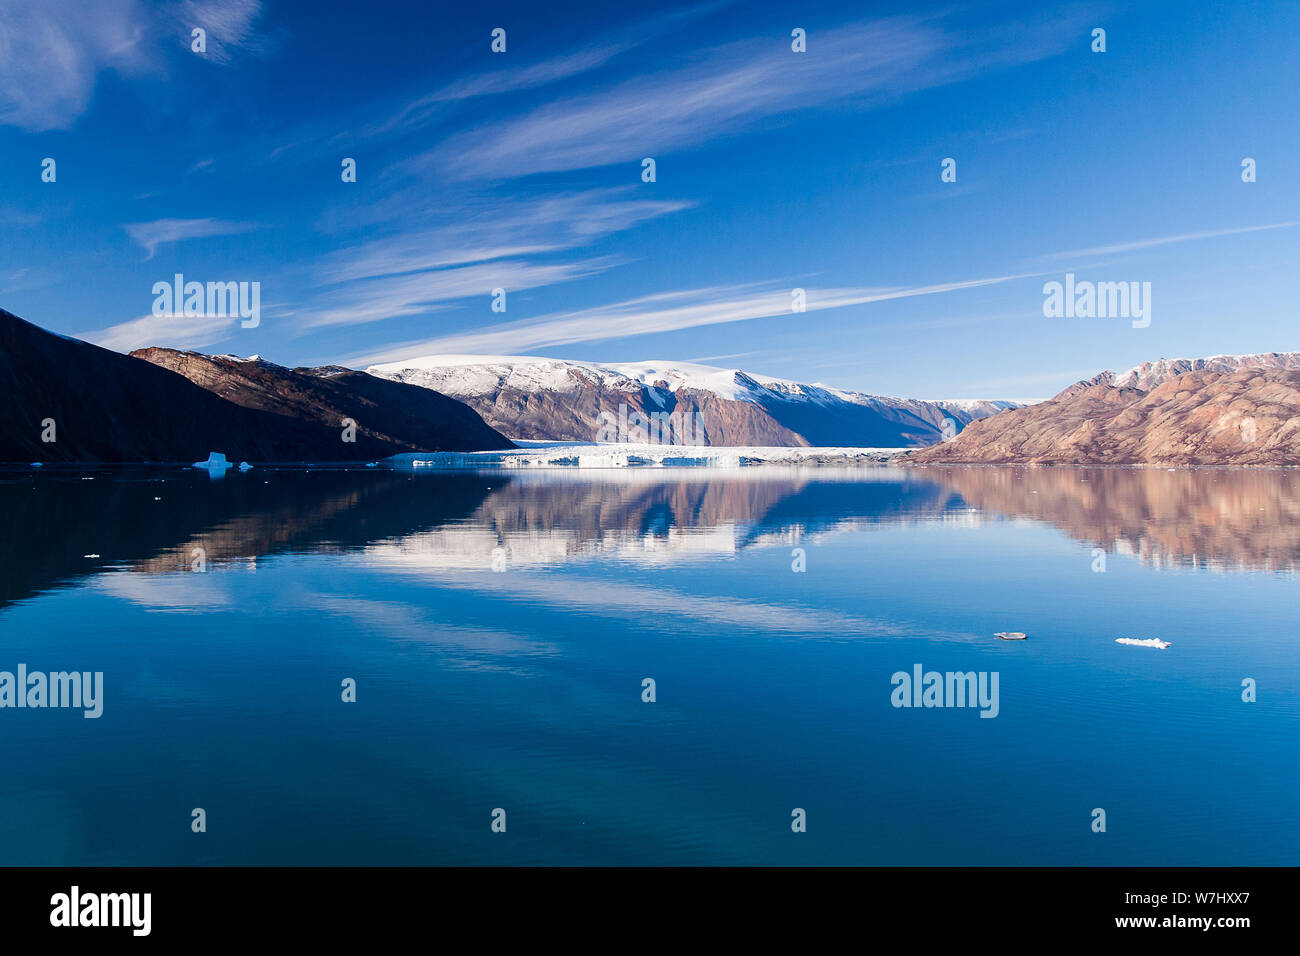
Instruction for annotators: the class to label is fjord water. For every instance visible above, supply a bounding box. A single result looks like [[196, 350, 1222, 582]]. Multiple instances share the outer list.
[[0, 465, 1296, 865]]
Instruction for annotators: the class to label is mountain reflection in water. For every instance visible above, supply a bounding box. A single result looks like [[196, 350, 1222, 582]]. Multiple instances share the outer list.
[[2, 463, 1297, 866], [4, 465, 1298, 607]]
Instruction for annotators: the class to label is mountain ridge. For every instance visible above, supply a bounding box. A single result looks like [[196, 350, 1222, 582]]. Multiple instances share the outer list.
[[911, 366, 1300, 465], [132, 347, 512, 455], [0, 308, 510, 462], [366, 354, 1020, 447], [1056, 350, 1300, 399]]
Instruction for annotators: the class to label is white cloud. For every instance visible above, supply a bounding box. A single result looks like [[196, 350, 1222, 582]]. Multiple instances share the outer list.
[[304, 258, 618, 329], [360, 47, 635, 140], [407, 13, 1084, 180], [124, 217, 259, 258], [317, 189, 690, 282], [0, 0, 150, 131], [0, 0, 262, 131], [173, 0, 262, 64], [1042, 220, 1300, 262], [83, 311, 238, 352], [303, 188, 690, 330], [347, 274, 1026, 366], [351, 3, 730, 141]]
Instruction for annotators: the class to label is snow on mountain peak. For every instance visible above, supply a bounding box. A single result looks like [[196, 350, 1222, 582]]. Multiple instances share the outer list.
[[368, 354, 772, 403], [365, 354, 1016, 411], [1110, 351, 1300, 390]]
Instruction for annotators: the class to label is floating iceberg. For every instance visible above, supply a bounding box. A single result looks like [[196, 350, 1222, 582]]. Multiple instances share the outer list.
[[994, 631, 1027, 641], [193, 452, 229, 469], [1115, 637, 1171, 649], [238, 461, 253, 471], [30, 462, 43, 468]]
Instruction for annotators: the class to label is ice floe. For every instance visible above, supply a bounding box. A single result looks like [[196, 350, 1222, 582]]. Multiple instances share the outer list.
[[1115, 637, 1172, 649]]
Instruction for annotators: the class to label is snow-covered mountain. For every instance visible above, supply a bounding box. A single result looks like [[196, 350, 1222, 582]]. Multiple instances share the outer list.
[[366, 354, 1020, 447], [1061, 351, 1300, 397]]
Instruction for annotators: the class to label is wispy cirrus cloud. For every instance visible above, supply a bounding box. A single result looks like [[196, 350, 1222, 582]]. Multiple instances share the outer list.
[[407, 12, 1088, 181], [0, 0, 150, 131], [0, 0, 262, 131], [1041, 220, 1300, 262], [174, 0, 264, 63], [349, 2, 731, 142], [305, 257, 618, 329], [82, 311, 238, 352], [124, 217, 259, 258], [358, 47, 635, 141], [302, 188, 688, 330], [317, 189, 690, 282], [346, 274, 1028, 366]]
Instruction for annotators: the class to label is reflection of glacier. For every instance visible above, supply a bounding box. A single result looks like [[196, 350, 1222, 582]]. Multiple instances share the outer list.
[[362, 467, 963, 569], [3, 465, 976, 609]]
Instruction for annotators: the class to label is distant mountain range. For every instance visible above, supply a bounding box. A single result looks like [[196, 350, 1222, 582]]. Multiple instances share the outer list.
[[366, 354, 1019, 447], [0, 309, 510, 463], [912, 351, 1300, 465], [1059, 351, 1300, 396], [10, 303, 1298, 466]]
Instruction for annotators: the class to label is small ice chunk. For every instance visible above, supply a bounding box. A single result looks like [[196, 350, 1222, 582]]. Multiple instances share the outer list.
[[193, 452, 230, 470], [1115, 637, 1171, 649], [995, 631, 1027, 641], [238, 461, 253, 471], [30, 462, 43, 468]]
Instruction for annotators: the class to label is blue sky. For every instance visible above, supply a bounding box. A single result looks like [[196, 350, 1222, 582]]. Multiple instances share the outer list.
[[1, 0, 1297, 399]]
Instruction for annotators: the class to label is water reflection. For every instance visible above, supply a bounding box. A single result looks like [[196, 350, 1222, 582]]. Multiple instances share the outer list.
[[919, 465, 1300, 573], [3, 464, 1298, 613]]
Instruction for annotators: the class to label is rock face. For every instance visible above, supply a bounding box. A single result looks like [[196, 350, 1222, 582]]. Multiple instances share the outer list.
[[910, 368, 1300, 465], [132, 348, 512, 454], [0, 308, 510, 462], [366, 355, 1018, 447]]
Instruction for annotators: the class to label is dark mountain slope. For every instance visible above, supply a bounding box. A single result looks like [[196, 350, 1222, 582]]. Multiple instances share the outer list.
[[0, 309, 509, 462], [132, 348, 511, 454]]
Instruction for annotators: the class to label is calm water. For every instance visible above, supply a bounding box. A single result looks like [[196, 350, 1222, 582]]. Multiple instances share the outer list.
[[0, 463, 1297, 865]]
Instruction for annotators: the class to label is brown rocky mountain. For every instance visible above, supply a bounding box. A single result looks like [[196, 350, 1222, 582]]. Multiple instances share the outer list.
[[1057, 350, 1300, 399], [366, 355, 1017, 446], [910, 367, 1300, 465], [0, 308, 509, 463], [132, 348, 511, 455]]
